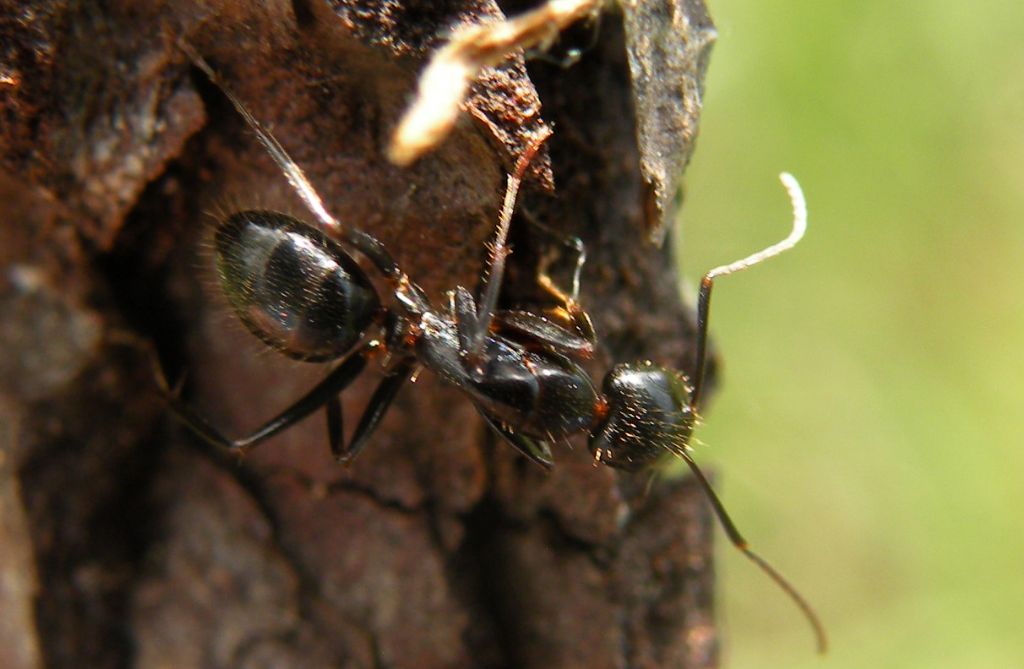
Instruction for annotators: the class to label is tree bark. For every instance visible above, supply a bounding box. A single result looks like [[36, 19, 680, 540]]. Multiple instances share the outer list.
[[0, 1, 717, 667]]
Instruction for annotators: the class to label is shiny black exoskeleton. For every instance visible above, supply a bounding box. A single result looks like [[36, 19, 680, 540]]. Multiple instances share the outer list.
[[216, 211, 381, 362], [590, 362, 695, 470], [174, 53, 606, 468], [171, 49, 825, 652], [199, 194, 605, 466]]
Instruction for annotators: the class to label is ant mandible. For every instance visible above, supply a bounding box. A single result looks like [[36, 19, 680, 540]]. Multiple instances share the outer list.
[[169, 47, 825, 653]]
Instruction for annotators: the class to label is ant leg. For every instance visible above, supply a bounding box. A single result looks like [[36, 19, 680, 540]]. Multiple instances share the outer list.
[[335, 359, 416, 464], [677, 448, 828, 653], [688, 173, 807, 411], [326, 394, 344, 460], [451, 286, 479, 359], [521, 210, 586, 303], [181, 43, 428, 310], [471, 210, 594, 358], [478, 410, 554, 469], [165, 347, 370, 456], [462, 127, 553, 369], [520, 209, 595, 342], [491, 310, 594, 359]]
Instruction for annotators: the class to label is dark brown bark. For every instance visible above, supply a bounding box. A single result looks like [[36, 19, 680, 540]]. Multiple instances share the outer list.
[[0, 1, 717, 667]]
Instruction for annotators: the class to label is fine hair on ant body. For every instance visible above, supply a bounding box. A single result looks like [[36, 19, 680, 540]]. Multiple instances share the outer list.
[[169, 45, 825, 652]]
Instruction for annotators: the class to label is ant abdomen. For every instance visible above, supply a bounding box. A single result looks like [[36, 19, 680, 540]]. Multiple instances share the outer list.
[[215, 210, 381, 362], [590, 363, 695, 472]]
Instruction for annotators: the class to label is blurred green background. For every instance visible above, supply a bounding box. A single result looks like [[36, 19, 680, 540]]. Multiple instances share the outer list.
[[674, 1, 1024, 666]]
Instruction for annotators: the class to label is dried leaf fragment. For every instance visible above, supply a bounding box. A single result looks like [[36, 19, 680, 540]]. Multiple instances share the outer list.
[[388, 0, 603, 165]]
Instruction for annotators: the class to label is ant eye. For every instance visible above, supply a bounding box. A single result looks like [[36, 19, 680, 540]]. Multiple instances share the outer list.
[[216, 210, 380, 361], [589, 363, 694, 471]]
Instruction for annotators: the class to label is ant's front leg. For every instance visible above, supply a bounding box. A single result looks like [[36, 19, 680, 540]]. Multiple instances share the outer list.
[[485, 209, 596, 357], [519, 208, 594, 340]]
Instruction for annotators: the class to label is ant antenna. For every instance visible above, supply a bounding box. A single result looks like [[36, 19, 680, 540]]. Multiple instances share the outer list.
[[678, 448, 828, 653], [689, 172, 807, 412], [677, 172, 823, 651]]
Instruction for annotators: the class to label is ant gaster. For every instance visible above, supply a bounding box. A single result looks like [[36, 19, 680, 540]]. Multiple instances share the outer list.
[[171, 48, 825, 652]]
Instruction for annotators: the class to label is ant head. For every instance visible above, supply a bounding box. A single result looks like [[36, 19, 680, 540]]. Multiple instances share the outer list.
[[589, 362, 695, 472]]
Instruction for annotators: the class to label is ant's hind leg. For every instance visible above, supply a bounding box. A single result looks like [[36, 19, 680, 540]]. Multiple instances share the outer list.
[[181, 43, 413, 289], [164, 349, 369, 458]]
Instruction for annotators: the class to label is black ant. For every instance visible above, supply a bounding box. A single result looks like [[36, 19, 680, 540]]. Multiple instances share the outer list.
[[169, 48, 826, 653]]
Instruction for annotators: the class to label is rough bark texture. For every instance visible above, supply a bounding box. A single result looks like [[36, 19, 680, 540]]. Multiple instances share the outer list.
[[0, 1, 717, 667]]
